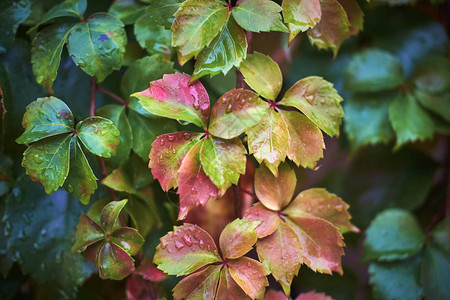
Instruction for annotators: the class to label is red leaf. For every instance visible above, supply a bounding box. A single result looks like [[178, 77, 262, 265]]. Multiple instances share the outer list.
[[97, 241, 136, 280], [219, 219, 259, 259], [228, 257, 269, 299], [172, 265, 222, 300], [295, 290, 335, 300], [264, 289, 289, 300], [244, 203, 280, 238], [126, 274, 154, 300], [135, 256, 167, 282], [217, 268, 250, 299]]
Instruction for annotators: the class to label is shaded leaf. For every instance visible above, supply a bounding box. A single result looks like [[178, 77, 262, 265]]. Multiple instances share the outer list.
[[0, 0, 31, 53], [172, 265, 221, 300], [97, 241, 135, 280], [363, 209, 424, 262], [208, 89, 267, 139], [429, 218, 450, 255], [280, 76, 344, 137], [76, 116, 120, 158], [296, 290, 334, 300], [33, 0, 86, 28], [282, 0, 321, 43], [232, 0, 287, 33], [132, 73, 210, 128], [108, 0, 145, 25], [244, 203, 280, 238], [228, 257, 269, 299], [134, 14, 173, 56], [219, 219, 259, 260], [153, 223, 221, 276], [71, 214, 105, 254], [192, 16, 247, 81], [111, 227, 145, 256], [100, 199, 128, 233], [67, 13, 126, 82], [421, 245, 450, 300], [239, 52, 282, 100], [102, 167, 136, 194], [145, 0, 184, 29], [413, 57, 450, 95]]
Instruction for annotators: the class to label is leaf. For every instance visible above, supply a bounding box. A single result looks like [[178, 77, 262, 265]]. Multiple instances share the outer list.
[[149, 131, 204, 191], [254, 163, 296, 211], [145, 0, 184, 29], [337, 0, 363, 37], [421, 245, 450, 300], [244, 203, 280, 238], [296, 291, 335, 300], [345, 49, 404, 92], [363, 209, 425, 262], [16, 97, 74, 144], [282, 0, 321, 43], [108, 0, 146, 25], [121, 55, 175, 101], [219, 219, 259, 260], [172, 264, 222, 300], [192, 16, 247, 81], [228, 257, 269, 299], [208, 89, 268, 139], [100, 199, 128, 233], [76, 116, 120, 158], [97, 241, 135, 280], [264, 289, 288, 300], [283, 188, 359, 234], [31, 24, 74, 91], [153, 223, 221, 276], [172, 0, 229, 65], [413, 57, 450, 95], [307, 0, 349, 56], [199, 137, 247, 194], [280, 76, 344, 137], [0, 0, 31, 53], [71, 214, 105, 254], [177, 141, 220, 220], [111, 227, 145, 256], [102, 167, 136, 194], [343, 92, 395, 150], [67, 13, 126, 82], [429, 218, 450, 255], [97, 105, 132, 168], [369, 257, 423, 300], [63, 138, 97, 204], [388, 93, 434, 149], [281, 111, 324, 169], [257, 221, 302, 296], [33, 0, 86, 28], [239, 52, 282, 100], [132, 73, 210, 128], [246, 109, 289, 175], [232, 0, 287, 33], [21, 134, 72, 194], [134, 14, 173, 56], [216, 268, 250, 299]]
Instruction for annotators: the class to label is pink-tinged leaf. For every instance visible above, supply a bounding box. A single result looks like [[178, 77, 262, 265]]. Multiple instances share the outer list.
[[282, 0, 322, 44], [264, 289, 289, 300], [81, 240, 103, 263], [153, 223, 221, 276], [337, 0, 363, 37], [228, 257, 269, 299], [255, 163, 296, 211], [71, 214, 105, 254], [177, 142, 220, 220], [244, 203, 280, 238], [257, 222, 303, 296], [97, 241, 136, 280], [111, 227, 145, 256], [101, 167, 136, 194], [283, 188, 359, 234], [246, 109, 289, 176], [100, 199, 128, 233], [131, 73, 210, 128], [135, 256, 167, 282], [295, 290, 334, 300], [208, 89, 268, 139], [149, 132, 204, 191], [307, 0, 350, 56], [281, 111, 324, 169], [199, 137, 247, 194], [126, 274, 155, 300], [285, 216, 344, 275], [216, 268, 250, 300], [172, 265, 222, 300], [219, 219, 260, 259]]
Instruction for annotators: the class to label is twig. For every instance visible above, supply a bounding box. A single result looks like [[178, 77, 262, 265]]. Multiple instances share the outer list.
[[239, 187, 258, 200], [96, 86, 128, 106], [89, 77, 97, 117]]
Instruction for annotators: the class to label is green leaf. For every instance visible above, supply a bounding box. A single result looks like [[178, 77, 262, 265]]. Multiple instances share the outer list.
[[280, 76, 344, 137], [389, 93, 434, 149], [100, 199, 128, 233], [281, 110, 325, 169], [63, 138, 98, 204], [219, 219, 259, 260], [132, 73, 210, 128], [97, 105, 132, 168], [208, 89, 268, 139], [282, 0, 321, 43], [67, 13, 126, 82], [345, 49, 404, 92], [192, 16, 247, 81], [421, 245, 450, 300], [172, 0, 230, 65], [134, 14, 172, 56], [239, 52, 282, 100], [108, 0, 146, 25], [343, 92, 395, 150], [369, 257, 423, 300], [172, 264, 222, 299], [254, 163, 296, 211], [111, 227, 145, 256], [21, 134, 72, 194], [0, 0, 31, 53], [71, 214, 105, 254], [153, 223, 221, 276], [102, 167, 136, 194], [364, 209, 425, 262], [307, 0, 349, 56], [430, 218, 450, 255], [4, 176, 95, 297], [246, 109, 289, 175], [199, 137, 247, 194], [16, 97, 74, 144], [121, 55, 175, 101], [145, 0, 184, 29], [31, 24, 74, 91], [232, 0, 287, 33], [76, 116, 120, 158], [97, 241, 135, 280], [34, 0, 86, 26]]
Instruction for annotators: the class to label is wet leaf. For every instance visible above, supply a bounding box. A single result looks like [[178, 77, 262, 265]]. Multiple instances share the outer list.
[[97, 241, 135, 280], [32, 0, 86, 30], [145, 0, 184, 29], [283, 0, 321, 43], [108, 0, 145, 25], [421, 245, 450, 300], [102, 167, 136, 195], [244, 203, 280, 238], [216, 268, 250, 299], [219, 219, 259, 260], [134, 14, 173, 56], [337, 0, 363, 37], [100, 199, 128, 233], [173, 265, 222, 300], [228, 256, 269, 299], [232, 0, 287, 33], [71, 214, 105, 254], [111, 227, 145, 256], [76, 116, 120, 158]]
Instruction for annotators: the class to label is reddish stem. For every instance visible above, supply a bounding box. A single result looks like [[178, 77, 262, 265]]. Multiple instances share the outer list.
[[89, 77, 97, 117], [239, 187, 258, 200], [96, 86, 128, 106]]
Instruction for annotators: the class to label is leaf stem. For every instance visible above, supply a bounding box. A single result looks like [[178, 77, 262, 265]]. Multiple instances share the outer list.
[[238, 187, 258, 200], [89, 77, 97, 117], [446, 137, 450, 218], [96, 86, 128, 106]]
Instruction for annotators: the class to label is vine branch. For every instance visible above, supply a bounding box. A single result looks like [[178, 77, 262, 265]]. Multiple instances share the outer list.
[[89, 77, 97, 117], [96, 86, 128, 106]]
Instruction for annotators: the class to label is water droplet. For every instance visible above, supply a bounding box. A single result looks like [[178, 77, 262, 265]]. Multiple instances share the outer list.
[[40, 228, 47, 236], [159, 154, 163, 160], [209, 190, 217, 198], [191, 187, 197, 195], [159, 138, 165, 146], [55, 252, 62, 263], [182, 235, 193, 247], [335, 205, 343, 212], [175, 240, 185, 250], [33, 243, 41, 250], [161, 240, 168, 249], [247, 262, 251, 267], [33, 154, 44, 164], [183, 133, 191, 140], [221, 96, 228, 104], [199, 240, 205, 250], [167, 134, 175, 142], [22, 214, 31, 224], [67, 184, 74, 193], [78, 59, 86, 67], [12, 188, 22, 202], [18, 229, 25, 240], [193, 103, 200, 110], [225, 103, 233, 113]]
